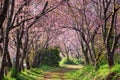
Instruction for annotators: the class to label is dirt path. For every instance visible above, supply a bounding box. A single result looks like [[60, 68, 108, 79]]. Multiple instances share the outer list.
[[43, 65, 83, 80]]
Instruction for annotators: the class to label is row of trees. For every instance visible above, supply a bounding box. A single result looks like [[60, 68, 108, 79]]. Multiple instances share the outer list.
[[0, 0, 120, 79], [0, 0, 67, 79], [39, 0, 120, 70], [46, 0, 120, 70], [59, 0, 120, 69]]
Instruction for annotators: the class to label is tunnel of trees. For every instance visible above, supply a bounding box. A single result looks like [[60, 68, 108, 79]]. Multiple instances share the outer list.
[[0, 0, 120, 80]]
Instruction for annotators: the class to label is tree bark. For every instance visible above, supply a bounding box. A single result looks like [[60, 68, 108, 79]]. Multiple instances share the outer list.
[[26, 56, 30, 69], [0, 29, 12, 79], [108, 52, 114, 68]]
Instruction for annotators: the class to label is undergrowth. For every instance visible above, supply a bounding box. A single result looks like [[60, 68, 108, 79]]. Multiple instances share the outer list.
[[65, 64, 120, 80], [3, 65, 59, 80], [60, 57, 83, 65]]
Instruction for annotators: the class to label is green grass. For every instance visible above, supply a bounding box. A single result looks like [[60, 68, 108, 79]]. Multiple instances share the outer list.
[[65, 64, 120, 80], [3, 65, 60, 80], [65, 65, 96, 80], [3, 64, 120, 80]]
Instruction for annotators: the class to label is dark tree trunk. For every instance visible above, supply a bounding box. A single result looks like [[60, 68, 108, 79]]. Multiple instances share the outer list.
[[15, 29, 22, 73], [81, 40, 89, 64], [108, 52, 114, 68], [86, 43, 95, 65], [83, 52, 89, 64], [32, 50, 47, 68], [0, 29, 12, 79], [20, 55, 25, 71], [0, 53, 7, 79], [6, 51, 12, 67], [19, 59, 25, 72], [26, 57, 30, 69], [15, 44, 21, 73]]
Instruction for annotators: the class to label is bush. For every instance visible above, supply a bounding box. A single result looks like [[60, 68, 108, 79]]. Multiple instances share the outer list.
[[60, 57, 83, 65], [60, 58, 75, 65], [41, 48, 61, 66]]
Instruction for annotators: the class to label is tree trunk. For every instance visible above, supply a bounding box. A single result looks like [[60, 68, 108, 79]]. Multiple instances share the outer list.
[[82, 46, 89, 64], [6, 51, 12, 67], [15, 47, 20, 73], [66, 52, 69, 61], [15, 29, 22, 74], [81, 43, 89, 64], [0, 29, 12, 79], [20, 56, 25, 71], [84, 52, 89, 64], [108, 52, 114, 68], [0, 53, 7, 79], [26, 57, 30, 69]]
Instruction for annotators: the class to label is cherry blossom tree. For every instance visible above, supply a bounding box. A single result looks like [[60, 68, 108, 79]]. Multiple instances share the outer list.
[[0, 0, 66, 78]]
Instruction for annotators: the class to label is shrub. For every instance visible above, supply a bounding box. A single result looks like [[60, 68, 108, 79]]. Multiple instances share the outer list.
[[60, 57, 83, 65], [41, 48, 61, 66]]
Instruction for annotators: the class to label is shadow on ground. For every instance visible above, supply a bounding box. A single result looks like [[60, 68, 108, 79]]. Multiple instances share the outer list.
[[17, 65, 83, 80]]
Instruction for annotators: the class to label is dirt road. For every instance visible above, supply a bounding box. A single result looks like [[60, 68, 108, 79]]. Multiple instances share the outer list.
[[43, 65, 83, 80]]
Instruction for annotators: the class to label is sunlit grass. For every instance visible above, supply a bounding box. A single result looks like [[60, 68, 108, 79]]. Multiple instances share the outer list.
[[3, 65, 60, 80], [65, 64, 120, 80]]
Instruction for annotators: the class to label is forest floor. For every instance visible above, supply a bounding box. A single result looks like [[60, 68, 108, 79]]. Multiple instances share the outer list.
[[36, 65, 83, 80]]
